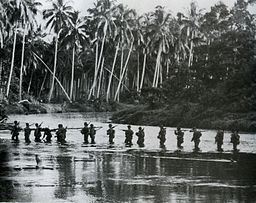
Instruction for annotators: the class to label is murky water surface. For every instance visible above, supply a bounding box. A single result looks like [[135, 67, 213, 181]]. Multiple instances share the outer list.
[[0, 112, 255, 202]]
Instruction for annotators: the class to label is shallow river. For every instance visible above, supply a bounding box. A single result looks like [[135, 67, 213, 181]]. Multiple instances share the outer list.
[[0, 112, 255, 202]]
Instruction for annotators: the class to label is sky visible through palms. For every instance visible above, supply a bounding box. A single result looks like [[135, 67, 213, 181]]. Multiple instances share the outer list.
[[40, 0, 237, 14]]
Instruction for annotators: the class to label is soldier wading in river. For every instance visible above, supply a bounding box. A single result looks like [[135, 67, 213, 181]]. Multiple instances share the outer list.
[[24, 123, 31, 143], [107, 124, 115, 144], [34, 123, 42, 142], [123, 125, 134, 146], [191, 127, 202, 151], [174, 127, 184, 149], [11, 121, 21, 142], [158, 125, 166, 148], [89, 124, 102, 144], [230, 130, 240, 151], [215, 129, 224, 152], [136, 127, 145, 147], [56, 124, 67, 144], [81, 122, 89, 144]]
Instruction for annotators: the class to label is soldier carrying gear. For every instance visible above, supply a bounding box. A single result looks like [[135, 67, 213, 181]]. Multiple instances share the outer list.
[[230, 130, 240, 151], [89, 124, 96, 144], [56, 124, 67, 144], [107, 124, 115, 144], [136, 127, 145, 147], [215, 129, 224, 152], [174, 127, 184, 149], [34, 123, 42, 142], [191, 127, 202, 151], [123, 125, 134, 146], [42, 128, 53, 143], [81, 122, 89, 144], [11, 121, 21, 142], [24, 123, 31, 143], [158, 125, 166, 147]]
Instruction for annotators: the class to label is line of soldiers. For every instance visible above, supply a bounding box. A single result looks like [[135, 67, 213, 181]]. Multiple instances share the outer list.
[[11, 121, 67, 144], [9, 121, 241, 151]]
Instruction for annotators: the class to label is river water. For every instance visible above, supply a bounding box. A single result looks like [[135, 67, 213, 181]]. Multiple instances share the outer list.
[[0, 112, 255, 202]]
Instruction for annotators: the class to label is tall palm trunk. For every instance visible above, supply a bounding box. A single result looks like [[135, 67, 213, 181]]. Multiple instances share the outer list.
[[6, 24, 18, 97], [69, 46, 75, 101], [33, 52, 71, 102], [38, 72, 47, 98], [88, 21, 108, 100], [97, 57, 105, 98], [139, 51, 147, 91], [48, 31, 60, 102], [0, 31, 3, 83], [19, 27, 26, 101], [27, 70, 34, 94], [153, 42, 162, 87], [114, 40, 134, 101], [106, 42, 119, 102], [136, 52, 140, 92]]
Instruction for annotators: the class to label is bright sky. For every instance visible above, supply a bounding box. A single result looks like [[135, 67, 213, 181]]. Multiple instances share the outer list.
[[40, 0, 238, 15]]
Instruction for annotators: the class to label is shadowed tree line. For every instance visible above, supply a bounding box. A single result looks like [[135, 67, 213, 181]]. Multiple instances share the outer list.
[[0, 0, 255, 115]]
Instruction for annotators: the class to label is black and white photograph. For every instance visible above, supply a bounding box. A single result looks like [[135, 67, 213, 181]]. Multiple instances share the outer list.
[[0, 0, 256, 202]]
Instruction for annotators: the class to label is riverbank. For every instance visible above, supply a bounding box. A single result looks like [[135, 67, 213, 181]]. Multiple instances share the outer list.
[[1, 100, 126, 115], [111, 103, 256, 133]]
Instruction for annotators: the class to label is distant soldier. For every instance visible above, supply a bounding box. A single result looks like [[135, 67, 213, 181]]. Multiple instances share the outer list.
[[174, 127, 184, 149], [34, 123, 42, 142], [215, 129, 224, 152], [89, 124, 96, 144], [136, 127, 145, 147], [157, 125, 166, 147], [81, 122, 89, 144], [42, 128, 53, 143], [11, 121, 21, 141], [230, 130, 240, 151], [24, 123, 31, 143], [56, 124, 67, 144], [191, 127, 202, 151], [123, 125, 134, 146], [107, 124, 115, 144]]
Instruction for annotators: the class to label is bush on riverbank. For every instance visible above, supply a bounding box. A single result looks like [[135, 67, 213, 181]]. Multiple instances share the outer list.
[[111, 103, 256, 132]]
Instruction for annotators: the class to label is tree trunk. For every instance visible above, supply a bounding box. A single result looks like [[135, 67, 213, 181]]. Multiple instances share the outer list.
[[153, 42, 162, 87], [19, 27, 26, 101], [97, 57, 104, 98], [6, 24, 18, 97], [139, 51, 147, 91], [48, 32, 60, 102], [136, 52, 140, 92], [33, 52, 71, 102], [114, 41, 134, 101], [88, 21, 108, 100], [27, 71, 33, 94], [38, 72, 47, 98], [69, 46, 75, 101], [106, 42, 119, 102]]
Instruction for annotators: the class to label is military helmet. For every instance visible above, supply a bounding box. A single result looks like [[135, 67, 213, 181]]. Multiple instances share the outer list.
[[84, 122, 88, 126], [109, 124, 112, 127], [127, 125, 131, 128]]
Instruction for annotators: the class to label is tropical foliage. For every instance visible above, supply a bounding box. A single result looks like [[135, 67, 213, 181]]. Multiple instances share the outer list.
[[0, 0, 255, 113]]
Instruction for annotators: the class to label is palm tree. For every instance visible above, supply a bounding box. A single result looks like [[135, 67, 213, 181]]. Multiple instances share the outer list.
[[148, 6, 173, 88], [18, 0, 41, 101], [43, 0, 73, 102], [63, 11, 88, 101]]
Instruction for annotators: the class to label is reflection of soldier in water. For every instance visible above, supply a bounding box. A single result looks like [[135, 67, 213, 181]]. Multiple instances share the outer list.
[[158, 125, 166, 148], [230, 130, 240, 151], [56, 124, 67, 144], [11, 121, 21, 141], [174, 127, 184, 149], [191, 127, 202, 151], [107, 124, 115, 144], [123, 125, 133, 146], [24, 123, 31, 143], [34, 123, 42, 142], [215, 129, 224, 152], [81, 122, 89, 144]]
